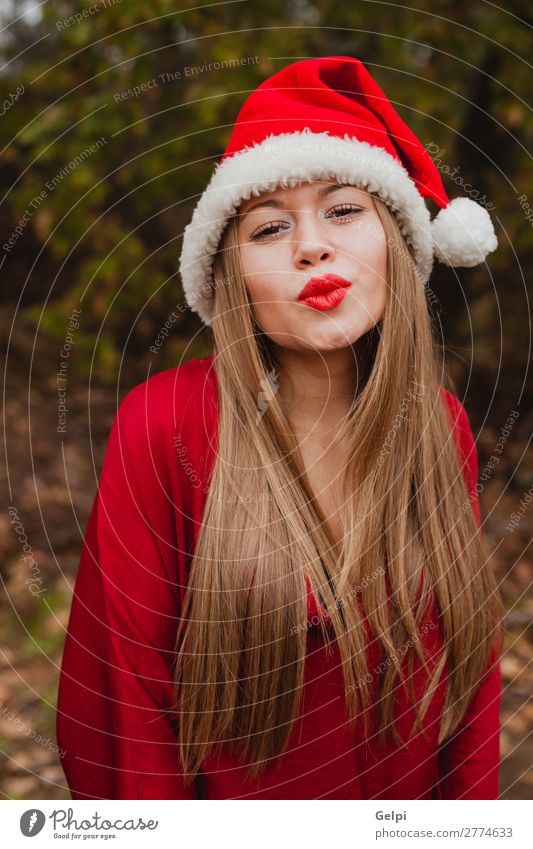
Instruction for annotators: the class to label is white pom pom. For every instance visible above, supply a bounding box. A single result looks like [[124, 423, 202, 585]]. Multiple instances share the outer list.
[[431, 197, 498, 267]]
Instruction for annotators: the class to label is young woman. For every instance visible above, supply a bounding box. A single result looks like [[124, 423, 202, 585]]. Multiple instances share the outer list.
[[56, 55, 503, 800]]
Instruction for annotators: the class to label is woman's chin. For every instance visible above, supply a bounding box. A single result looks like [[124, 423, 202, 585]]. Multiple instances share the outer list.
[[258, 313, 373, 353], [301, 318, 369, 352]]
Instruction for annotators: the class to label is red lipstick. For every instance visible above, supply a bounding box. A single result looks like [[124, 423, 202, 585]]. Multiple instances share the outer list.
[[297, 273, 351, 311]]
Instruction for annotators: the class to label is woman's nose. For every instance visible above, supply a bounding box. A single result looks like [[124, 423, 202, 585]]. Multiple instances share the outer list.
[[292, 214, 335, 268]]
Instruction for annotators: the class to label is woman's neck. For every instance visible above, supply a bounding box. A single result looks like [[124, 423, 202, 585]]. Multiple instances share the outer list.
[[274, 343, 361, 437]]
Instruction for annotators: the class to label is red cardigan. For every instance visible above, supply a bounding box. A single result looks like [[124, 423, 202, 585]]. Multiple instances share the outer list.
[[56, 354, 501, 800]]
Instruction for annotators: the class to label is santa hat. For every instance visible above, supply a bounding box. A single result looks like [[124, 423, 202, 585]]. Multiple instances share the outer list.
[[179, 55, 498, 327]]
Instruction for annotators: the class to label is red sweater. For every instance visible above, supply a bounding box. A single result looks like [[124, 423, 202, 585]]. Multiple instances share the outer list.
[[56, 354, 501, 800]]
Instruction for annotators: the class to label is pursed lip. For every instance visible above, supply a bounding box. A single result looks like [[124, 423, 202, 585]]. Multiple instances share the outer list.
[[297, 273, 352, 301]]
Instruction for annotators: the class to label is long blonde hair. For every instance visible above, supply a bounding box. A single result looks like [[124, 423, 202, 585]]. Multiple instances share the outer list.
[[172, 192, 503, 782]]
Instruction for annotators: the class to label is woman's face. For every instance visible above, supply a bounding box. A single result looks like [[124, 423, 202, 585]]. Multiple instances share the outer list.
[[236, 180, 388, 352]]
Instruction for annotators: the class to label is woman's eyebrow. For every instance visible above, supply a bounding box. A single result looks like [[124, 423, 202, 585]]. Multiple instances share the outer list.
[[239, 183, 353, 218]]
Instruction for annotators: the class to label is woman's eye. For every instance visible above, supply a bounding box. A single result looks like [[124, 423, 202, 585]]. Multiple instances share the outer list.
[[249, 205, 363, 241], [250, 220, 290, 241], [326, 203, 364, 220]]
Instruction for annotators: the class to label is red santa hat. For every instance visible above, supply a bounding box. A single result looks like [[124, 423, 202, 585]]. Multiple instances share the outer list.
[[179, 55, 498, 326]]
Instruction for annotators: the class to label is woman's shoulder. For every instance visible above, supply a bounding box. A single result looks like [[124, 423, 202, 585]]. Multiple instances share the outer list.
[[116, 353, 217, 436], [438, 387, 480, 516], [438, 386, 476, 446], [439, 385, 465, 414]]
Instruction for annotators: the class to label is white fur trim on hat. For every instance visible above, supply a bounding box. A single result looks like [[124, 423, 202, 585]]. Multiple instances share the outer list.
[[431, 197, 498, 267], [179, 130, 435, 326]]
